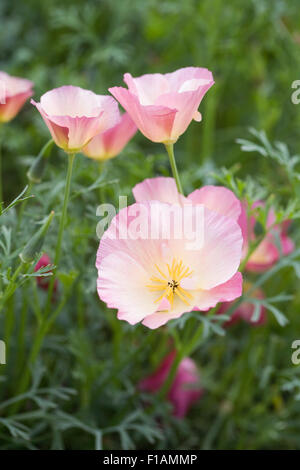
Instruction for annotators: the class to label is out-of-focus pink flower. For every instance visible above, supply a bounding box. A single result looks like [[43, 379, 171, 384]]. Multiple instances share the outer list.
[[96, 180, 243, 329], [217, 281, 266, 327], [109, 67, 214, 144], [0, 71, 33, 122], [31, 86, 120, 153], [82, 112, 137, 161], [139, 351, 203, 418], [239, 201, 294, 272], [34, 254, 58, 293]]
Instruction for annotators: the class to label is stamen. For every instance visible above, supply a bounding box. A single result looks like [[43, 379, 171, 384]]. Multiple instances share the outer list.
[[147, 258, 194, 309]]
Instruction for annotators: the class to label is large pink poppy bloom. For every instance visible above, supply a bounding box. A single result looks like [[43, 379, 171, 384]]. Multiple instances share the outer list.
[[0, 71, 33, 122], [240, 201, 294, 272], [139, 351, 203, 418], [109, 67, 214, 144], [96, 178, 243, 329], [217, 281, 266, 327], [31, 86, 120, 153], [82, 112, 137, 161]]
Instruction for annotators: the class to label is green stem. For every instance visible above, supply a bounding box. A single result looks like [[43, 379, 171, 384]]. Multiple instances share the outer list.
[[45, 152, 75, 313], [0, 261, 27, 312], [159, 318, 205, 399], [164, 144, 184, 195], [159, 347, 185, 399], [0, 130, 2, 205], [17, 182, 33, 231], [16, 284, 29, 375]]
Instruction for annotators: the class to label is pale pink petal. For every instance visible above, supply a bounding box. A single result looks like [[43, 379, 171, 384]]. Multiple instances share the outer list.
[[124, 72, 170, 105], [157, 87, 213, 141], [133, 177, 186, 205], [192, 272, 242, 311], [31, 100, 69, 150], [98, 251, 157, 325], [39, 86, 115, 118], [188, 186, 241, 222], [165, 67, 213, 91], [96, 203, 167, 270], [83, 112, 137, 160], [142, 303, 190, 329], [101, 112, 137, 157], [186, 208, 243, 290], [109, 86, 177, 142], [0, 90, 33, 122]]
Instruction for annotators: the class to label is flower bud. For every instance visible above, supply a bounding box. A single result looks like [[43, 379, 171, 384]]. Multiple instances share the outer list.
[[27, 139, 54, 184]]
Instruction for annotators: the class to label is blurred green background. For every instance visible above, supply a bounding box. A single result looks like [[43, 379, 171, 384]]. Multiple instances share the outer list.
[[1, 0, 300, 450]]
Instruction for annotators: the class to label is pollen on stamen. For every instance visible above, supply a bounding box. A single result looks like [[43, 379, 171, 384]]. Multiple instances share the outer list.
[[146, 258, 194, 308]]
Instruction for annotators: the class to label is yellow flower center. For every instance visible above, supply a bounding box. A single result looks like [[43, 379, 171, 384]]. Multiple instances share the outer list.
[[146, 258, 194, 307]]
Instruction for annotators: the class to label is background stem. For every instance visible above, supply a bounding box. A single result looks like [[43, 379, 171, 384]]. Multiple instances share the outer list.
[[45, 152, 75, 313]]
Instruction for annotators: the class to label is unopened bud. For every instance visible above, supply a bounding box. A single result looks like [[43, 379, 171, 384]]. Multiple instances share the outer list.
[[27, 139, 54, 183]]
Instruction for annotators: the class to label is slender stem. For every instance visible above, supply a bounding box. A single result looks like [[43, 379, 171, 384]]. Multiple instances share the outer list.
[[0, 261, 27, 312], [159, 347, 184, 399], [54, 153, 75, 267], [0, 125, 3, 205], [160, 319, 205, 399], [17, 182, 33, 231], [164, 143, 184, 195], [45, 152, 75, 313]]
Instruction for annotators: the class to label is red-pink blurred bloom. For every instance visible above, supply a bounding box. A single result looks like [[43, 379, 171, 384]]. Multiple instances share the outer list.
[[82, 112, 137, 161], [0, 71, 33, 122], [34, 254, 58, 293], [239, 201, 294, 272], [109, 67, 214, 144], [31, 86, 120, 153], [96, 178, 243, 329], [218, 281, 266, 327], [139, 351, 203, 418]]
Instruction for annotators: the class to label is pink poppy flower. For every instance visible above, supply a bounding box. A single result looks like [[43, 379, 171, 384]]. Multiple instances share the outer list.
[[96, 181, 243, 328], [0, 71, 33, 122], [82, 112, 137, 160], [109, 67, 214, 144], [240, 201, 294, 272], [34, 253, 58, 294], [31, 86, 120, 153], [217, 281, 266, 327], [139, 351, 203, 418]]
